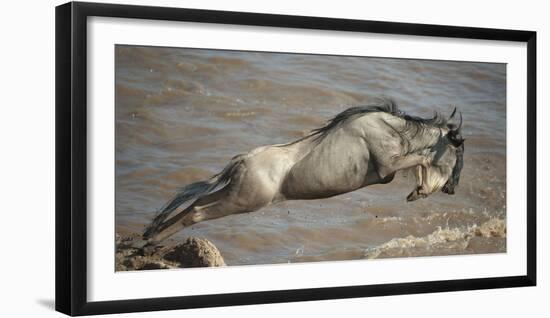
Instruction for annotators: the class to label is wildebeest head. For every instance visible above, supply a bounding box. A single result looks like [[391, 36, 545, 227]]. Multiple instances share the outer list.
[[406, 108, 465, 202], [441, 108, 465, 195]]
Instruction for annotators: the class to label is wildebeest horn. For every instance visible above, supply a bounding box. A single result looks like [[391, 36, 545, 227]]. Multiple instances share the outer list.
[[448, 106, 457, 120], [456, 111, 463, 132]]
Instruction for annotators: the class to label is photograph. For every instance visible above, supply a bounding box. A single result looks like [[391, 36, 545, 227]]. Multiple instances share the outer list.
[[114, 45, 507, 271], [1, 0, 544, 317]]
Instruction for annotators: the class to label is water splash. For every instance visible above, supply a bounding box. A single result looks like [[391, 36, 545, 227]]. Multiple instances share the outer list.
[[364, 218, 506, 259]]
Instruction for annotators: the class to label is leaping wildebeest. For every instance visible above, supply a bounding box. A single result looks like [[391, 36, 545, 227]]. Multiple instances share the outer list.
[[142, 99, 465, 246]]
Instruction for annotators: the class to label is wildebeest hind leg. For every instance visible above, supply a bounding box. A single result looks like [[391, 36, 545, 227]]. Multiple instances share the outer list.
[[147, 187, 256, 244]]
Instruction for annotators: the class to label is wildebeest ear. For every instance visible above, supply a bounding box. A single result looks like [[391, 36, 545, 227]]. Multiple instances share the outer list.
[[447, 109, 463, 133]]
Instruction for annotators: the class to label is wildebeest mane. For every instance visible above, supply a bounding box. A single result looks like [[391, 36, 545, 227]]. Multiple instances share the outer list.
[[308, 98, 448, 141]]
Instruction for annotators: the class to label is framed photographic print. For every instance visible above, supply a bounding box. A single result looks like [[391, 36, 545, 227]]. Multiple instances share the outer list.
[[55, 1, 536, 316]]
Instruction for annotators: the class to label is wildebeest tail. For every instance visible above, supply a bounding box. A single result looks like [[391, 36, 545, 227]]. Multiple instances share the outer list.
[[143, 155, 244, 239]]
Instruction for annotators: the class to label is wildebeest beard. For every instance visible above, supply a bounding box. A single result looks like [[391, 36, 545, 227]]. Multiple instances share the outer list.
[[442, 143, 464, 194]]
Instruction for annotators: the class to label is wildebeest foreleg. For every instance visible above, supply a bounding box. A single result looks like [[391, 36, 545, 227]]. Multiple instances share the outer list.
[[415, 165, 423, 187], [378, 154, 428, 178], [406, 164, 430, 202]]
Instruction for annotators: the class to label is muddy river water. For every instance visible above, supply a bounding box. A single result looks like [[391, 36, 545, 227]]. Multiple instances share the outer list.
[[115, 45, 506, 266]]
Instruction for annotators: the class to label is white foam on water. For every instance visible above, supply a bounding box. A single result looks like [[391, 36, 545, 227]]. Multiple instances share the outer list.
[[364, 218, 506, 259]]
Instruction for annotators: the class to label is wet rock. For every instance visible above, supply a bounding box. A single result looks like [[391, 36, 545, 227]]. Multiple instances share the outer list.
[[164, 237, 226, 267], [124, 255, 178, 271], [115, 234, 225, 271]]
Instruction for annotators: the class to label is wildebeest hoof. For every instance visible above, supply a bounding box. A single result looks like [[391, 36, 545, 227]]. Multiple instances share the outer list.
[[142, 244, 159, 256], [129, 239, 149, 249], [407, 188, 427, 202], [406, 191, 418, 202], [441, 184, 455, 194]]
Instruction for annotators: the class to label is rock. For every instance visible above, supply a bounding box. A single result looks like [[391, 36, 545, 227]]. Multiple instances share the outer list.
[[115, 235, 225, 271], [164, 237, 226, 267], [125, 255, 179, 270]]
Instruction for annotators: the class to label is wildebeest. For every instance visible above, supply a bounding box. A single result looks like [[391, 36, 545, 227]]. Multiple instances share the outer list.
[[142, 99, 465, 245]]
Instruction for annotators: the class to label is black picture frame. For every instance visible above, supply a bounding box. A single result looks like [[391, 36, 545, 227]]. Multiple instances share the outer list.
[[55, 1, 537, 316]]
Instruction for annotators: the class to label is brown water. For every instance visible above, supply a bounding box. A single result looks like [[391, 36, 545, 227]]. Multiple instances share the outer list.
[[115, 45, 506, 267]]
